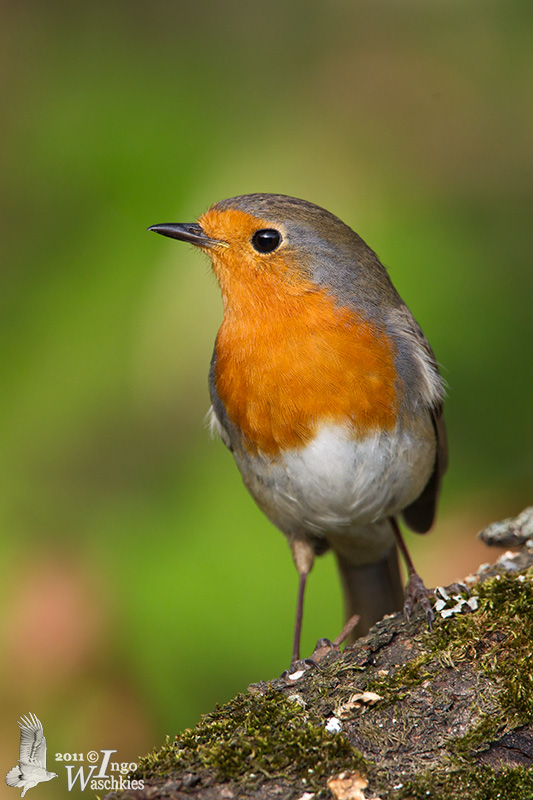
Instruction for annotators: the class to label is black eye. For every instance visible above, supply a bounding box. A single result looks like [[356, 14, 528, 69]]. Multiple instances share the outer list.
[[251, 228, 282, 253]]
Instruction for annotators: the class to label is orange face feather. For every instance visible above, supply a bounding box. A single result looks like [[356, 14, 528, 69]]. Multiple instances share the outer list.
[[199, 208, 399, 455]]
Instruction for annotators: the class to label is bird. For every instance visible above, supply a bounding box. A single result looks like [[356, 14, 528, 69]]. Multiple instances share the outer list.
[[149, 193, 447, 664], [5, 714, 58, 797]]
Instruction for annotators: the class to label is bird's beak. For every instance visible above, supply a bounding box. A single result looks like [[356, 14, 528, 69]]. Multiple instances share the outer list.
[[148, 222, 226, 249]]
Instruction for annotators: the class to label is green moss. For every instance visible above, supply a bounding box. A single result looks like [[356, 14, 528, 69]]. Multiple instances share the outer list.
[[431, 574, 533, 737], [450, 713, 505, 758], [392, 765, 533, 800], [366, 651, 433, 701], [135, 689, 367, 791]]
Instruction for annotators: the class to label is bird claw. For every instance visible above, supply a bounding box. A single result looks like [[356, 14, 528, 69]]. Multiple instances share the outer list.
[[281, 657, 318, 680], [404, 573, 435, 630]]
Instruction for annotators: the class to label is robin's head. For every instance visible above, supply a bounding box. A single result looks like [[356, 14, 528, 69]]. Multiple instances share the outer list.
[[149, 194, 401, 313]]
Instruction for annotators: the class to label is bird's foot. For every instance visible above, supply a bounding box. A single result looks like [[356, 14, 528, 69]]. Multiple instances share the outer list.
[[440, 581, 470, 597], [282, 614, 360, 680], [404, 572, 435, 629], [281, 658, 318, 681]]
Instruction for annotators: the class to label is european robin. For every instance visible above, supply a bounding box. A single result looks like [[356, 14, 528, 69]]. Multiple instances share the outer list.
[[149, 194, 447, 664]]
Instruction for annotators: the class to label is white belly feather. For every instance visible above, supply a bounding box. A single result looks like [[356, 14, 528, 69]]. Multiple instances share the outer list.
[[209, 408, 436, 551]]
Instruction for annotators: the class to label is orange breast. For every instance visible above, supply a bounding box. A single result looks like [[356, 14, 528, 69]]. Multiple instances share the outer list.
[[213, 274, 399, 456]]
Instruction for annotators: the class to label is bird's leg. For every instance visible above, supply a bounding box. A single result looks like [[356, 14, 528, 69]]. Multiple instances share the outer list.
[[289, 537, 315, 664], [390, 517, 435, 628], [291, 571, 308, 664]]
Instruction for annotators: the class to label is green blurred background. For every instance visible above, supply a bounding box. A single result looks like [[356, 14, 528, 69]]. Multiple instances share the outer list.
[[1, 1, 532, 796]]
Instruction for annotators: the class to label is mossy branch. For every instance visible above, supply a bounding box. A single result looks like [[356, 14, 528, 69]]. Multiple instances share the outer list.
[[106, 507, 533, 800]]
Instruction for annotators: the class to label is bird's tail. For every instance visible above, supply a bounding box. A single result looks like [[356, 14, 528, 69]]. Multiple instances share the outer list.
[[333, 533, 404, 639], [5, 766, 22, 788]]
